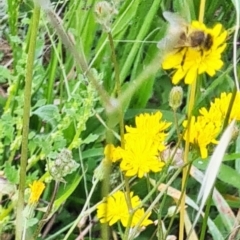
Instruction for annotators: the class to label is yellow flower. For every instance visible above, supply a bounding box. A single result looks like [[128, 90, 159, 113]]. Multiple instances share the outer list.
[[29, 180, 45, 204], [200, 92, 240, 123], [120, 136, 165, 178], [104, 144, 122, 163], [183, 116, 221, 159], [229, 92, 240, 121], [162, 22, 227, 84], [103, 112, 169, 177], [125, 111, 171, 152], [97, 190, 152, 227]]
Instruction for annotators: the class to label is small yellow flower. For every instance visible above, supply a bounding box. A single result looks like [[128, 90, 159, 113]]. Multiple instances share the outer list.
[[120, 136, 165, 178], [183, 116, 221, 159], [104, 144, 122, 163], [97, 190, 152, 227], [162, 22, 227, 84], [102, 112, 170, 177], [200, 92, 240, 123], [29, 180, 45, 204], [125, 111, 171, 152]]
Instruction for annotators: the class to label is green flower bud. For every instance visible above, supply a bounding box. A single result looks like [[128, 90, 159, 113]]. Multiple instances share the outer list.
[[48, 149, 79, 181], [169, 86, 183, 110]]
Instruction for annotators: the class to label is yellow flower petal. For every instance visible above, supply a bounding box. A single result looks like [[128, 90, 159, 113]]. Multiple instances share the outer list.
[[185, 66, 198, 84], [29, 180, 45, 204], [172, 68, 186, 84]]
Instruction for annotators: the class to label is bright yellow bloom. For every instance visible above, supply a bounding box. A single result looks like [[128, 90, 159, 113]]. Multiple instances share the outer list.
[[106, 112, 169, 177], [104, 144, 122, 162], [120, 136, 165, 178], [229, 92, 240, 121], [29, 180, 45, 204], [200, 92, 240, 123], [125, 112, 171, 152], [183, 116, 221, 159], [183, 92, 240, 159], [97, 190, 153, 227], [162, 22, 227, 84]]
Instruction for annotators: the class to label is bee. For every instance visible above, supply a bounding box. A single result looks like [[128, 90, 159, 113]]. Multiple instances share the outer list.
[[157, 12, 213, 54]]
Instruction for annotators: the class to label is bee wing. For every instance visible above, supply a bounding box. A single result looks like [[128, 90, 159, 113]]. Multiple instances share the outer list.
[[163, 11, 187, 27], [157, 11, 188, 52]]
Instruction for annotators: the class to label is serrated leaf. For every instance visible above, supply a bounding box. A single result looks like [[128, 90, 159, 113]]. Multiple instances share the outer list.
[[4, 162, 19, 184], [0, 66, 13, 83], [32, 104, 60, 128]]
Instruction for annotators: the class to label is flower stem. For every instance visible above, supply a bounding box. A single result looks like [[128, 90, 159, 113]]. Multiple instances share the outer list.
[[179, 79, 197, 240], [33, 181, 60, 238], [198, 0, 206, 22], [123, 176, 134, 240], [108, 31, 125, 143], [199, 188, 213, 240], [15, 5, 40, 240]]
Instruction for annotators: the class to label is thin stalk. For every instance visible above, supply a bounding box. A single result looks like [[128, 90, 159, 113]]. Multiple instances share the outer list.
[[198, 0, 206, 23], [108, 31, 132, 238], [108, 31, 125, 141], [46, 46, 59, 104], [233, 0, 240, 91], [179, 78, 197, 240], [173, 109, 180, 140], [123, 177, 134, 240], [108, 32, 120, 97], [33, 181, 60, 238], [128, 166, 184, 240], [165, 162, 192, 238], [63, 179, 99, 240], [15, 5, 40, 240], [199, 188, 213, 240]]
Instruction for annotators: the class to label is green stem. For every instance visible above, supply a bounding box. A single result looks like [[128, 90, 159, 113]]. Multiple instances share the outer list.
[[107, 32, 125, 142], [179, 78, 197, 240], [33, 181, 60, 238], [128, 166, 184, 240], [15, 5, 40, 240], [63, 179, 99, 240], [123, 177, 134, 240], [199, 188, 213, 240]]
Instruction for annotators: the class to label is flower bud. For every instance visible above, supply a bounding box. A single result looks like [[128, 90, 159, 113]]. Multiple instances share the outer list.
[[48, 149, 79, 181], [169, 86, 183, 110]]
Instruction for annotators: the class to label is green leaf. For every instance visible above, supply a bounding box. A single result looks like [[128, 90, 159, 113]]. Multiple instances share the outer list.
[[194, 160, 240, 190], [53, 173, 82, 211], [218, 164, 240, 190], [0, 66, 13, 83], [82, 148, 104, 159], [82, 134, 99, 145], [32, 104, 60, 128], [4, 162, 19, 184], [26, 218, 38, 227]]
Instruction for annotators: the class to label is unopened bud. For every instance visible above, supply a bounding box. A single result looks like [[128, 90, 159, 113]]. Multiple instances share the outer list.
[[48, 149, 79, 181], [93, 158, 110, 181], [169, 86, 183, 110]]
